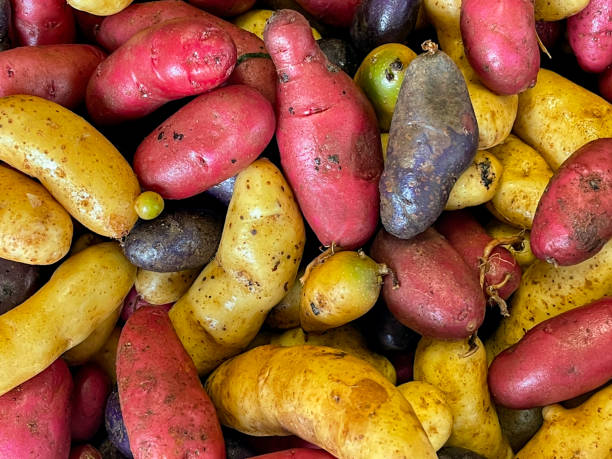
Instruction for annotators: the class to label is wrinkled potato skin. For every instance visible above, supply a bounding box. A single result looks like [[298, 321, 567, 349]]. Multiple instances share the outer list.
[[486, 239, 612, 360], [397, 381, 453, 451], [534, 0, 590, 20], [488, 134, 553, 229], [516, 384, 612, 458], [445, 151, 503, 210], [414, 337, 513, 459], [423, 0, 518, 150], [67, 0, 133, 15], [0, 242, 135, 396], [205, 345, 437, 459], [169, 159, 305, 374], [0, 164, 72, 265], [513, 68, 612, 170], [135, 268, 200, 305], [0, 95, 140, 238]]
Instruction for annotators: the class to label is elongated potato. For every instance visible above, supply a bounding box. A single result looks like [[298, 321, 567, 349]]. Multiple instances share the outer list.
[[265, 269, 303, 329], [169, 159, 306, 374], [205, 345, 437, 458], [135, 268, 200, 305], [91, 326, 120, 384], [534, 0, 590, 20], [0, 163, 72, 265], [0, 95, 140, 238], [513, 68, 612, 169], [414, 337, 513, 459], [0, 242, 135, 396], [486, 239, 612, 360], [487, 134, 553, 229]]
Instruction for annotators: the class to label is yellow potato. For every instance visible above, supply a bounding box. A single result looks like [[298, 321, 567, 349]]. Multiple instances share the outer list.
[[487, 134, 553, 229], [69, 233, 106, 255], [0, 242, 135, 396], [135, 267, 200, 305], [414, 336, 513, 459], [66, 0, 133, 15], [266, 268, 303, 329], [234, 9, 321, 40], [169, 159, 306, 374], [423, 0, 518, 150], [484, 220, 536, 268], [397, 381, 453, 451], [534, 0, 590, 20], [516, 384, 612, 458], [270, 325, 396, 384], [91, 326, 121, 384], [513, 68, 612, 169], [0, 95, 140, 238], [486, 239, 612, 361], [205, 345, 437, 458], [0, 164, 72, 265], [62, 305, 122, 366], [445, 150, 503, 210]]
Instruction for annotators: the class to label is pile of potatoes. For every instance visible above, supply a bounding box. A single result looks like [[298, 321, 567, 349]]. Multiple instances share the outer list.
[[0, 0, 611, 458]]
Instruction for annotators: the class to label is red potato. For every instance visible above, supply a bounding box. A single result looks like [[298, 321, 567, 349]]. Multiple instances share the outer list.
[[117, 306, 225, 458], [73, 10, 104, 44], [568, 0, 612, 73], [435, 210, 521, 311], [70, 363, 111, 442], [531, 137, 612, 266], [489, 296, 612, 409], [247, 436, 322, 455], [294, 0, 362, 27], [600, 65, 612, 102], [264, 10, 383, 250], [369, 227, 486, 339], [249, 449, 335, 459], [120, 286, 172, 322], [535, 20, 563, 49], [86, 17, 236, 126], [134, 84, 275, 199], [69, 444, 102, 459], [96, 0, 277, 103], [460, 0, 540, 95], [12, 0, 76, 46], [0, 359, 73, 459], [0, 44, 105, 109], [187, 0, 256, 17]]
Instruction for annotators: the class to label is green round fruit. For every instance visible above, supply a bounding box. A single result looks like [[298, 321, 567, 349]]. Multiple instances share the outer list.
[[134, 191, 164, 220]]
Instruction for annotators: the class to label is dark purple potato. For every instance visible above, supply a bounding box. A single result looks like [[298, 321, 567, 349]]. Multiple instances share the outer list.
[[0, 257, 41, 314], [437, 446, 487, 459], [317, 38, 360, 76], [0, 0, 12, 50], [105, 389, 132, 458], [204, 175, 236, 207]]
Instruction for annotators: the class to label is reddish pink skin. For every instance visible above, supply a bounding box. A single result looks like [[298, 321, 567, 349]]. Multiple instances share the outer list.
[[461, 0, 540, 95], [134, 85, 275, 199], [389, 351, 414, 385], [0, 44, 106, 109], [489, 297, 612, 409], [187, 0, 256, 17], [70, 364, 111, 442], [370, 228, 486, 339], [12, 0, 76, 46], [96, 0, 277, 103], [568, 0, 612, 73], [264, 10, 382, 249], [0, 359, 73, 459], [120, 286, 172, 322], [599, 65, 612, 102], [73, 10, 104, 44], [294, 0, 362, 27], [117, 307, 225, 458], [531, 138, 612, 266], [248, 436, 322, 454], [86, 17, 236, 126], [435, 210, 521, 300], [249, 449, 335, 459], [535, 20, 563, 50], [69, 444, 103, 459]]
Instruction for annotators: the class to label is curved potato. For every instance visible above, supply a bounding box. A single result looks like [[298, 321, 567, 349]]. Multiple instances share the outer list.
[[0, 95, 140, 238], [0, 242, 135, 396], [135, 268, 200, 305], [67, 0, 134, 16], [0, 163, 72, 265], [169, 159, 306, 374], [534, 0, 590, 21]]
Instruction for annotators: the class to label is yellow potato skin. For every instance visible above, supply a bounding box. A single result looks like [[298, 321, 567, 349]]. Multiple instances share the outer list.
[[486, 239, 612, 361], [135, 268, 200, 305], [0, 95, 140, 238], [484, 221, 536, 268], [270, 325, 396, 384], [445, 151, 503, 210], [234, 9, 322, 40], [487, 134, 553, 229], [91, 326, 121, 384], [423, 0, 518, 150], [513, 68, 612, 169], [0, 164, 72, 265], [534, 0, 590, 20], [66, 0, 133, 15], [516, 385, 612, 458], [266, 269, 303, 329], [205, 345, 437, 459], [397, 381, 453, 451], [414, 337, 513, 459], [0, 242, 135, 396], [169, 159, 305, 374]]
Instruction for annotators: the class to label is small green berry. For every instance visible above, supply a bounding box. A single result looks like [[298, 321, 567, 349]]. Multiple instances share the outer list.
[[134, 191, 164, 220]]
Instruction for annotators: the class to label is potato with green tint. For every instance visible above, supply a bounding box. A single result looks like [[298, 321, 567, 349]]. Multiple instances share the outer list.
[[445, 151, 503, 210], [135, 268, 200, 305], [485, 221, 535, 268], [300, 250, 388, 332], [233, 9, 321, 40], [414, 336, 513, 459], [354, 43, 417, 131], [496, 405, 543, 453], [266, 268, 304, 329]]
